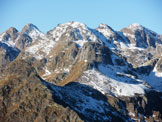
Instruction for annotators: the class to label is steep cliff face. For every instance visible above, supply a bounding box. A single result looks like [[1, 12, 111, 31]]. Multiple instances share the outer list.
[[0, 42, 20, 67], [156, 56, 162, 73], [121, 23, 162, 48], [15, 33, 33, 50], [107, 91, 162, 122]]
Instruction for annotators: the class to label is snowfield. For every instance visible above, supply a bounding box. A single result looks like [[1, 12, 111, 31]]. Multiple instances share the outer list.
[[79, 64, 148, 97]]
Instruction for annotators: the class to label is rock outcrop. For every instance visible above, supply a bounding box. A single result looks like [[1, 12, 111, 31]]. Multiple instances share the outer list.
[[0, 60, 83, 122]]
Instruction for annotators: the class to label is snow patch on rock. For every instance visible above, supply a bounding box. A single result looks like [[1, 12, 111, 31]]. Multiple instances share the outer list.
[[25, 36, 56, 59], [79, 64, 148, 96]]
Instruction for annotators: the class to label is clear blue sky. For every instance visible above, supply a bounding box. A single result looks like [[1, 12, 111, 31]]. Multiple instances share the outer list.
[[0, 0, 162, 34]]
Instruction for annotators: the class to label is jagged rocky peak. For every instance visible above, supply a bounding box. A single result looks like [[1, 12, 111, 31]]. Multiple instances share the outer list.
[[96, 23, 116, 37], [124, 23, 160, 37], [6, 27, 19, 35], [48, 21, 88, 33], [0, 23, 44, 50], [121, 23, 161, 48], [127, 23, 160, 38], [127, 23, 144, 30], [0, 27, 19, 42], [97, 23, 115, 32], [12, 23, 44, 51], [21, 23, 44, 40], [96, 23, 127, 44], [127, 23, 159, 35], [47, 21, 88, 37], [121, 23, 144, 37], [0, 27, 18, 36], [63, 21, 88, 28], [0, 27, 20, 67], [47, 21, 99, 47], [21, 23, 39, 33], [56, 21, 88, 30]]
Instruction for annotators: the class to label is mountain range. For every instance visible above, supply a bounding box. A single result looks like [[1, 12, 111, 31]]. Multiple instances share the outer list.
[[0, 21, 162, 122]]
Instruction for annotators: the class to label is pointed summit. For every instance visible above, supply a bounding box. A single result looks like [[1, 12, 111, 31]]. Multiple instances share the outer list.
[[49, 21, 88, 34], [96, 23, 118, 41], [6, 27, 19, 34], [98, 23, 115, 32], [21, 23, 40, 34], [0, 27, 19, 42], [121, 23, 160, 48], [62, 21, 87, 28], [21, 23, 44, 40], [129, 23, 142, 27], [127, 23, 144, 31], [47, 21, 97, 44], [127, 23, 159, 36]]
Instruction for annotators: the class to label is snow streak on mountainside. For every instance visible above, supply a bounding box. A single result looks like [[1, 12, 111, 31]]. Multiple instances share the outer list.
[[79, 64, 148, 97], [25, 36, 55, 59]]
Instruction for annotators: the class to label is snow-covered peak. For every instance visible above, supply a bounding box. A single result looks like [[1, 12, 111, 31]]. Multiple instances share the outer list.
[[21, 23, 44, 40], [48, 21, 99, 46], [62, 21, 88, 29], [127, 23, 158, 36], [129, 23, 142, 27], [49, 21, 88, 36], [0, 27, 18, 41], [121, 23, 162, 49], [98, 23, 114, 32], [6, 27, 18, 34], [127, 23, 143, 30], [96, 23, 118, 41], [22, 23, 39, 32], [0, 27, 19, 47]]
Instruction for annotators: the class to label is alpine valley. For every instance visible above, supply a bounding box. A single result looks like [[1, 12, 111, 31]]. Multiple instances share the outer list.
[[0, 21, 162, 122]]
